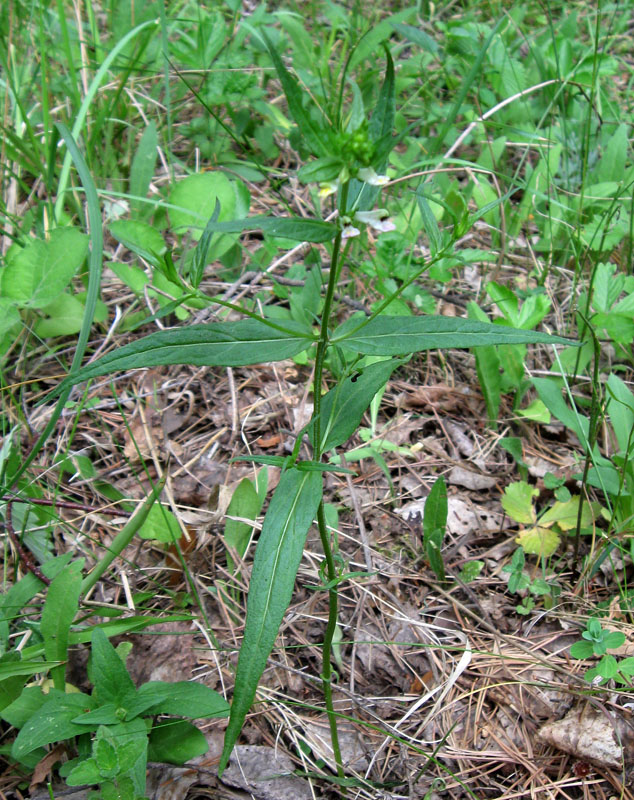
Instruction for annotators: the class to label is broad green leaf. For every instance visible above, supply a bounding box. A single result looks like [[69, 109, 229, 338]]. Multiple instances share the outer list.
[[515, 526, 560, 558], [138, 503, 181, 542], [218, 468, 322, 775], [72, 703, 121, 726], [2, 228, 89, 309], [169, 172, 241, 257], [2, 686, 48, 727], [41, 560, 83, 690], [502, 481, 537, 524], [34, 293, 87, 338], [334, 315, 574, 356], [54, 319, 315, 396], [148, 719, 208, 765], [298, 157, 343, 184], [423, 476, 447, 582], [109, 220, 167, 261], [0, 299, 20, 337], [308, 358, 405, 452], [129, 122, 158, 216], [141, 681, 229, 719], [12, 690, 98, 759], [65, 757, 102, 787], [539, 496, 595, 531], [517, 399, 550, 424], [224, 478, 262, 563], [570, 640, 595, 659], [91, 628, 136, 707]]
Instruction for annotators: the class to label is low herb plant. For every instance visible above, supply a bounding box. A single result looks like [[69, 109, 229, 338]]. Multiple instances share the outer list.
[[570, 618, 634, 687], [47, 36, 575, 780]]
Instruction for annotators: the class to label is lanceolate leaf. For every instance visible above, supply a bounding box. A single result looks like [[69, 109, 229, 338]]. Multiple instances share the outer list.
[[54, 319, 315, 395], [333, 315, 575, 356], [218, 468, 322, 776], [188, 214, 337, 243], [307, 358, 406, 451], [264, 35, 328, 157]]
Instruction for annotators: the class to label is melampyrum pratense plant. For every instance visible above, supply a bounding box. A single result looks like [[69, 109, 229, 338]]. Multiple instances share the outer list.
[[52, 35, 576, 779]]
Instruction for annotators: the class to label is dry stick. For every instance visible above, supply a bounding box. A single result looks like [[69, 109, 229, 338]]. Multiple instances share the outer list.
[[1, 494, 132, 518]]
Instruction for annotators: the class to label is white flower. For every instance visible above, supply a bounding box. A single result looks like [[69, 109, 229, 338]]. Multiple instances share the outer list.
[[354, 210, 396, 233], [358, 167, 389, 186], [342, 224, 361, 239]]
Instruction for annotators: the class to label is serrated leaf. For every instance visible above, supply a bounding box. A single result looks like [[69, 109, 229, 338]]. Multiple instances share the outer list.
[[515, 526, 560, 558], [53, 319, 315, 397], [502, 481, 538, 524], [333, 315, 575, 356], [218, 468, 322, 775]]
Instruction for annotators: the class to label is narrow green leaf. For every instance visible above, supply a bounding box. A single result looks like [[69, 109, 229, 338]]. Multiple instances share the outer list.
[[129, 122, 158, 215], [298, 156, 343, 184], [180, 214, 337, 243], [369, 45, 395, 168], [224, 478, 262, 562], [415, 193, 442, 255], [91, 628, 136, 707], [53, 319, 315, 397], [263, 35, 328, 157], [41, 561, 83, 691], [391, 22, 439, 55], [218, 469, 322, 775], [307, 358, 405, 451], [333, 315, 575, 356], [423, 477, 447, 582]]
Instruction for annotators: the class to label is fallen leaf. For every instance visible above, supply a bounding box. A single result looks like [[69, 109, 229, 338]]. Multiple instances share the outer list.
[[220, 745, 313, 800], [538, 706, 634, 768]]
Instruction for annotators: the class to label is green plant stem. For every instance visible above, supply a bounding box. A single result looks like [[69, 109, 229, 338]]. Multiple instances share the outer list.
[[309, 185, 349, 784]]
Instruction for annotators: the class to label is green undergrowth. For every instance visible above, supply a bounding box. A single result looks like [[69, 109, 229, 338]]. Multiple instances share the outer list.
[[0, 0, 633, 796]]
